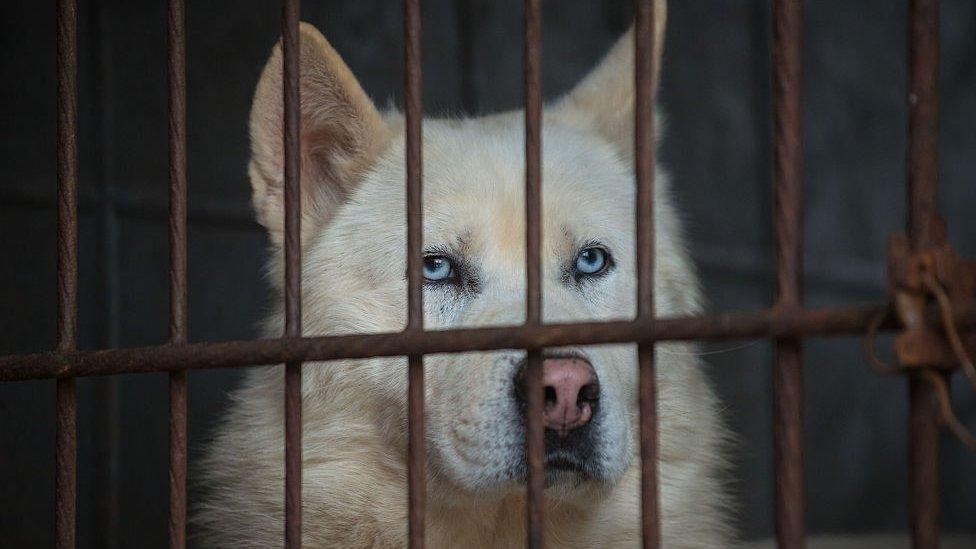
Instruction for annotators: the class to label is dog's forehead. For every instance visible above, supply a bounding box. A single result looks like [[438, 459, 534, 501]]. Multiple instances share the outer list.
[[419, 118, 634, 228], [334, 116, 636, 265]]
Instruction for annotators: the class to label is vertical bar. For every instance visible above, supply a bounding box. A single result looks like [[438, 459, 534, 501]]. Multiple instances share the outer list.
[[523, 0, 544, 547], [634, 1, 659, 548], [906, 0, 940, 252], [906, 1, 941, 548], [403, 0, 426, 547], [56, 0, 79, 546], [167, 0, 188, 547], [908, 379, 940, 549], [282, 0, 303, 546], [771, 1, 805, 548]]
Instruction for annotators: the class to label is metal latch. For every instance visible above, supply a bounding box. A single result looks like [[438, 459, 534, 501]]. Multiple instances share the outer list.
[[865, 234, 976, 452]]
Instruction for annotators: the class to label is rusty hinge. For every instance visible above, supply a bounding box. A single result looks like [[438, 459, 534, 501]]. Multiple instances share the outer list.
[[864, 234, 976, 452], [887, 235, 976, 370]]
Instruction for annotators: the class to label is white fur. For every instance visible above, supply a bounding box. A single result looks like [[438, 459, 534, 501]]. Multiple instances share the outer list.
[[197, 5, 732, 546]]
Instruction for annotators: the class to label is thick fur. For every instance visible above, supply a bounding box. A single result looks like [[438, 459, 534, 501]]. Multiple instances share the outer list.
[[196, 2, 733, 546]]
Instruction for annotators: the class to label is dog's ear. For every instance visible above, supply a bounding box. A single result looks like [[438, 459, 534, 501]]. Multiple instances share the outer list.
[[551, 1, 666, 155], [249, 23, 391, 246]]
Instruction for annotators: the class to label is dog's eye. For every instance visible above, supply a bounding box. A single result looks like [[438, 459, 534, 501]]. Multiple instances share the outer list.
[[575, 247, 608, 276], [423, 255, 455, 282]]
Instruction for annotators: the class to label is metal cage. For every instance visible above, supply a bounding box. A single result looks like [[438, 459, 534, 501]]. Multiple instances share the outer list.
[[1, 0, 974, 548]]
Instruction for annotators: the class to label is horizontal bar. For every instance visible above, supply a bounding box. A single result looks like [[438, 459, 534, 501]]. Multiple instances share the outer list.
[[4, 302, 975, 382]]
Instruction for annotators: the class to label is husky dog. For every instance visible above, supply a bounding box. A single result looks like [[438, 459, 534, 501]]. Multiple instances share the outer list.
[[197, 1, 731, 546]]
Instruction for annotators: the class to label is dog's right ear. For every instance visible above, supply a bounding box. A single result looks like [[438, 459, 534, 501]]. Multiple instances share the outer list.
[[249, 23, 391, 247], [550, 0, 666, 156]]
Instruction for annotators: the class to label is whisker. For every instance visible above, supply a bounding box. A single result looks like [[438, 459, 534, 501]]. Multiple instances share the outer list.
[[656, 340, 763, 357]]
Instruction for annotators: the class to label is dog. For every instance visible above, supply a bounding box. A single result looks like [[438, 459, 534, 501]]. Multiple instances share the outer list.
[[196, 1, 732, 546]]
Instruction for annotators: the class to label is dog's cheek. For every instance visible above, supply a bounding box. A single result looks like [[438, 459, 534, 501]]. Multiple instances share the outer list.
[[588, 344, 637, 405], [425, 352, 522, 487], [423, 355, 477, 469], [587, 345, 638, 476], [421, 356, 451, 436]]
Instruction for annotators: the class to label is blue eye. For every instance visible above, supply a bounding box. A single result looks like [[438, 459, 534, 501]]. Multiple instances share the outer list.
[[423, 255, 455, 281], [575, 247, 608, 276]]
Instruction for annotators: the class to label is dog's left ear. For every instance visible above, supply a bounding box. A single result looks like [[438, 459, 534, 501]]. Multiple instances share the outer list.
[[551, 0, 667, 155], [248, 23, 391, 248]]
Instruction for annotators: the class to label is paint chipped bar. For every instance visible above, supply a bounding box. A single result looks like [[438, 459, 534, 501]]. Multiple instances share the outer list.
[[3, 303, 975, 382]]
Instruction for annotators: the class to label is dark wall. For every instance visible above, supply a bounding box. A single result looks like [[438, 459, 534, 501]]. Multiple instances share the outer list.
[[1, 0, 973, 546]]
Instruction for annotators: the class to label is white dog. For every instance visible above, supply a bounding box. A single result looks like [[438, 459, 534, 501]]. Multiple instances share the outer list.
[[196, 1, 732, 546]]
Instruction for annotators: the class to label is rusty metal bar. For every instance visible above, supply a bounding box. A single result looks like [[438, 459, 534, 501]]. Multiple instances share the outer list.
[[403, 0, 426, 546], [3, 303, 975, 382], [167, 1, 188, 547], [56, 0, 79, 546], [635, 1, 659, 547], [771, 1, 805, 548], [522, 0, 544, 546], [906, 1, 942, 547], [908, 379, 941, 549], [282, 0, 303, 546], [906, 0, 941, 254]]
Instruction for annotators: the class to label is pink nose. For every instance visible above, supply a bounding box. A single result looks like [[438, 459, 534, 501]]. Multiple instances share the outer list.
[[541, 358, 598, 436]]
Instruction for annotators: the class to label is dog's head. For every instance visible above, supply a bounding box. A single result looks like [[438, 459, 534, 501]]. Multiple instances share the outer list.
[[247, 2, 693, 502]]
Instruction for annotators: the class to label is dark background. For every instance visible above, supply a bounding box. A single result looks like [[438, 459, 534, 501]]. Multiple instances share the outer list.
[[1, 0, 974, 546]]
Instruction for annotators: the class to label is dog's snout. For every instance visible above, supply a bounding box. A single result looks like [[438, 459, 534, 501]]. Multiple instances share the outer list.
[[515, 356, 599, 437]]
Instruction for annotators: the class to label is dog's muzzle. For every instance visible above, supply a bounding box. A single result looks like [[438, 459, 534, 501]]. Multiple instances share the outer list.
[[513, 354, 604, 481]]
